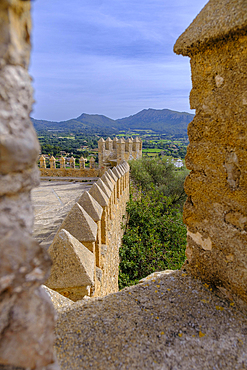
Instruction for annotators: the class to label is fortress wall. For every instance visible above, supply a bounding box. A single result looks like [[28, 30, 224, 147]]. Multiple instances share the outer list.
[[0, 1, 57, 369], [45, 162, 130, 301], [174, 0, 247, 304], [39, 167, 102, 178], [98, 137, 142, 167]]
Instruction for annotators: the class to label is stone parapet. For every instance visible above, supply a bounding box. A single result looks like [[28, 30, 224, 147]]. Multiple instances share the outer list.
[[39, 167, 102, 178], [98, 136, 142, 167], [174, 0, 247, 305], [38, 156, 103, 178], [45, 162, 130, 300]]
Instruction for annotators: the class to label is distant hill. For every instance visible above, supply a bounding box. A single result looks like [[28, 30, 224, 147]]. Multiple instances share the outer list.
[[31, 108, 194, 137], [116, 109, 193, 135]]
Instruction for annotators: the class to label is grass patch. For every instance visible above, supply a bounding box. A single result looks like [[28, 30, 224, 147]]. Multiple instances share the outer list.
[[142, 148, 162, 153]]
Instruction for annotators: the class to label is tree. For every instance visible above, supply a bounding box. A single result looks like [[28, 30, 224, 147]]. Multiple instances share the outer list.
[[119, 188, 187, 289], [129, 157, 189, 207]]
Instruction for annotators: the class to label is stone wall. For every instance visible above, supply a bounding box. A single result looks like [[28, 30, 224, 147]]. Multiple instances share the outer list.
[[98, 137, 142, 167], [174, 0, 247, 304], [0, 1, 57, 369], [39, 168, 102, 178], [38, 136, 142, 179], [45, 162, 130, 300], [38, 154, 103, 178]]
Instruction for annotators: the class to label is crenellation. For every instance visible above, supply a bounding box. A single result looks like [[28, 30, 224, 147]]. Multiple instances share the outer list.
[[101, 173, 115, 219], [107, 169, 118, 205], [105, 137, 113, 151], [113, 166, 122, 197], [58, 202, 98, 245], [77, 191, 103, 270], [39, 155, 100, 177], [45, 229, 95, 301], [132, 137, 140, 154], [174, 0, 247, 305], [89, 156, 95, 169], [102, 172, 115, 191], [38, 136, 141, 178], [98, 136, 142, 168], [113, 136, 118, 149], [50, 155, 56, 169], [79, 155, 86, 169], [46, 163, 129, 299], [125, 137, 133, 154], [97, 177, 112, 198], [77, 191, 103, 222], [60, 155, 66, 169], [69, 156, 75, 168], [104, 171, 117, 204], [89, 182, 109, 207], [40, 154, 46, 168]]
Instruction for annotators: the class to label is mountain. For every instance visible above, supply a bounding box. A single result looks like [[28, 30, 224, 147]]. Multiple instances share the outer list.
[[116, 109, 193, 135], [31, 108, 194, 136]]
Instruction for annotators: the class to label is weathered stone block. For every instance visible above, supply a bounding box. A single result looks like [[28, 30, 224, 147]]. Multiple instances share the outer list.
[[89, 182, 109, 207], [77, 191, 103, 222], [58, 202, 97, 243], [0, 0, 32, 68], [0, 287, 56, 369], [0, 66, 40, 175], [46, 229, 95, 300], [0, 1, 57, 368], [174, 0, 247, 304]]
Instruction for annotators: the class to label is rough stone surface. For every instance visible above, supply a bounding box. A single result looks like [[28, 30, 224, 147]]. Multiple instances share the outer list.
[[98, 136, 142, 167], [58, 203, 97, 243], [174, 0, 247, 305], [97, 178, 112, 198], [39, 167, 102, 178], [0, 0, 32, 68], [101, 173, 114, 191], [45, 230, 95, 301], [0, 65, 40, 174], [55, 270, 247, 370], [89, 183, 109, 207], [77, 191, 103, 222], [107, 168, 118, 182], [43, 164, 129, 300], [0, 1, 57, 368], [42, 286, 73, 311], [0, 287, 56, 369], [174, 0, 247, 56]]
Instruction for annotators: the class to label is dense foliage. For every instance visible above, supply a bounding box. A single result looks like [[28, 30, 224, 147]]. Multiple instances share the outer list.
[[129, 156, 189, 207], [119, 157, 188, 289]]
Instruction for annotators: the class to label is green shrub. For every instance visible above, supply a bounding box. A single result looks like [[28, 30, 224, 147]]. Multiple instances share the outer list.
[[129, 157, 189, 208], [118, 157, 188, 290]]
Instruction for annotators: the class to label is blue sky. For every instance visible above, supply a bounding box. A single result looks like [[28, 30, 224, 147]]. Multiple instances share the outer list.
[[30, 0, 208, 121]]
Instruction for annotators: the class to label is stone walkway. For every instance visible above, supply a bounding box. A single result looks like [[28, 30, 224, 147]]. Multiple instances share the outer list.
[[32, 179, 96, 250]]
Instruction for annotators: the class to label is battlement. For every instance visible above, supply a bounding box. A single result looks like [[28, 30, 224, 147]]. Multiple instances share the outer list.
[[38, 155, 103, 178], [38, 136, 142, 178], [98, 136, 142, 167], [45, 162, 130, 300]]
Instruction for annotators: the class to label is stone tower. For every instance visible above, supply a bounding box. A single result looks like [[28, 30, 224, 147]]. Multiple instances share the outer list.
[[174, 0, 247, 304]]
